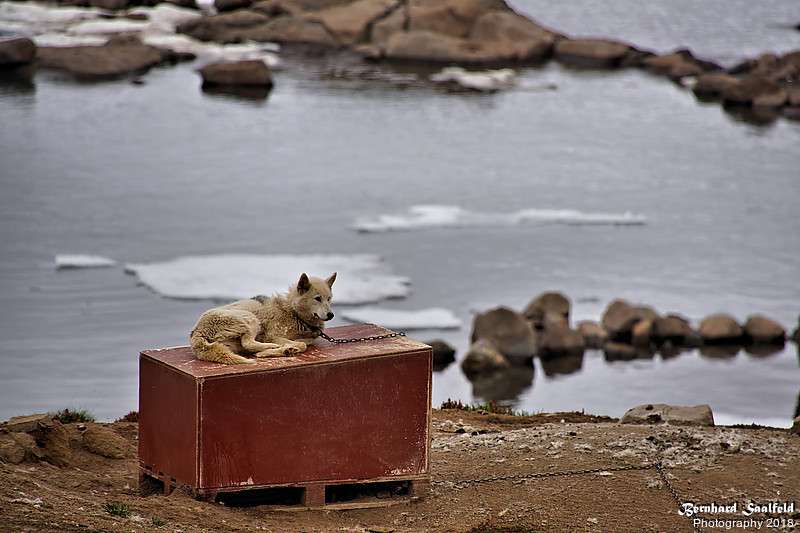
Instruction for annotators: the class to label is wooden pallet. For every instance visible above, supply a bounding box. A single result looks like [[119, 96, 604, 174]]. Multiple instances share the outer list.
[[140, 463, 429, 509]]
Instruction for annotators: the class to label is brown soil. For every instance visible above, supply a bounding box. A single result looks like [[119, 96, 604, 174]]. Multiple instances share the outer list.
[[2, 410, 798, 533]]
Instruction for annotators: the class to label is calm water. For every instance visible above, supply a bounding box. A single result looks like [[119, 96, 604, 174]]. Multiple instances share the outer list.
[[1, 0, 799, 425]]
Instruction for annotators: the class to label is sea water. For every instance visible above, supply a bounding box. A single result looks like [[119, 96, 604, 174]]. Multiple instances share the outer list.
[[0, 0, 799, 424]]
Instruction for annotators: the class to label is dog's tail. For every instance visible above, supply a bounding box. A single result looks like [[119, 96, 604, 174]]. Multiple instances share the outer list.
[[190, 334, 253, 365]]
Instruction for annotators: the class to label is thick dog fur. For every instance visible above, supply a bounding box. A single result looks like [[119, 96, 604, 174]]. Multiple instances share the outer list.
[[189, 273, 336, 364]]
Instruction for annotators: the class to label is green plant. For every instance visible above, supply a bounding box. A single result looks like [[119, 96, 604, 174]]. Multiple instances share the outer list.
[[151, 517, 167, 526], [440, 398, 528, 416], [104, 501, 131, 518], [50, 408, 96, 424]]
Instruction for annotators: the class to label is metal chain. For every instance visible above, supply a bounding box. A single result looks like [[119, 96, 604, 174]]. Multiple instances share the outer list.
[[434, 461, 703, 533], [432, 463, 656, 487], [656, 462, 704, 533], [318, 331, 406, 344]]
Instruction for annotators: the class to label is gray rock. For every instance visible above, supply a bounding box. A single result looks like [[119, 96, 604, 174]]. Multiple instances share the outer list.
[[699, 314, 743, 344], [743, 314, 785, 344], [5, 413, 54, 433], [554, 38, 633, 68], [471, 306, 537, 363], [602, 299, 659, 341], [427, 339, 456, 368], [620, 403, 715, 426], [36, 37, 169, 79], [537, 324, 585, 357], [577, 320, 608, 349], [199, 59, 272, 86], [0, 38, 36, 66], [523, 291, 570, 330], [461, 339, 510, 375]]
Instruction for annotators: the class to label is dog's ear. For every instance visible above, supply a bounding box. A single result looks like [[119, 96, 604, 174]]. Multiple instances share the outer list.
[[297, 273, 311, 294], [326, 272, 337, 288]]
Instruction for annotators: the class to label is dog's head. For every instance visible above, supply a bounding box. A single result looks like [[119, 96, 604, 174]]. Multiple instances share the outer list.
[[295, 272, 336, 325]]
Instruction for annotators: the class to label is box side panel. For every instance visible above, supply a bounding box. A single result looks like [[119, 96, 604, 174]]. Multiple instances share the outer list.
[[139, 354, 199, 488], [199, 349, 431, 489]]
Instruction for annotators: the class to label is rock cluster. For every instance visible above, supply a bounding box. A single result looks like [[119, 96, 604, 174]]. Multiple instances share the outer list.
[[0, 413, 135, 466], [3, 0, 799, 120], [461, 291, 793, 374]]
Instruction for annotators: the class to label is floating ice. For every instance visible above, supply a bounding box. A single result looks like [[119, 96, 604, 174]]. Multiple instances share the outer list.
[[124, 254, 410, 305], [430, 66, 517, 92], [55, 254, 117, 269], [352, 204, 647, 233], [340, 306, 462, 330]]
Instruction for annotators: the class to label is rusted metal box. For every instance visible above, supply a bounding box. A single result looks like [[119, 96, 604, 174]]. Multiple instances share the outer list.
[[138, 324, 432, 507]]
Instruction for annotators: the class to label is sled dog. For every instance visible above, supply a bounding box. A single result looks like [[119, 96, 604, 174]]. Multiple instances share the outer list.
[[189, 272, 336, 364]]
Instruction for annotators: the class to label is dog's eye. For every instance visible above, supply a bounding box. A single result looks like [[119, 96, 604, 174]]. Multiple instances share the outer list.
[[315, 296, 322, 302]]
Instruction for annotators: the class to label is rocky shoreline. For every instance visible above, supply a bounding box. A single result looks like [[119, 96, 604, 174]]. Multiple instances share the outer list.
[[2, 410, 799, 532], [1, 0, 800, 120], [438, 290, 799, 378]]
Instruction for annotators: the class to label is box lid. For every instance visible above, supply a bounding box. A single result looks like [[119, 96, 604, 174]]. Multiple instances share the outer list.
[[140, 323, 431, 379]]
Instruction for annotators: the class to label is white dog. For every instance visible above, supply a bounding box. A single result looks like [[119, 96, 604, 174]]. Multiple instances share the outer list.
[[189, 273, 336, 364]]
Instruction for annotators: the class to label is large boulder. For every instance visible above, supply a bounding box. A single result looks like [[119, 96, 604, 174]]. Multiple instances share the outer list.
[[240, 15, 338, 46], [577, 320, 608, 349], [1, 414, 71, 466], [743, 315, 785, 344], [177, 10, 271, 42], [554, 38, 632, 68], [601, 299, 659, 341], [309, 0, 399, 46], [692, 73, 740, 99], [0, 38, 36, 67], [199, 59, 273, 86], [460, 339, 510, 374], [471, 306, 537, 362], [523, 291, 570, 330], [721, 74, 783, 106], [427, 339, 456, 369], [537, 324, 585, 357], [652, 314, 700, 346], [698, 314, 743, 344], [468, 10, 558, 62], [620, 404, 714, 426], [408, 0, 506, 38], [36, 35, 170, 79]]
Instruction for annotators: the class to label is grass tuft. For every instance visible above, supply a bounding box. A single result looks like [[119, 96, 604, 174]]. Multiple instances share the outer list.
[[51, 408, 96, 424], [104, 501, 131, 518], [440, 398, 531, 416]]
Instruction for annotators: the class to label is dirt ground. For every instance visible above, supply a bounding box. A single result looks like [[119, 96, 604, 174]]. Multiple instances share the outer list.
[[2, 409, 798, 533]]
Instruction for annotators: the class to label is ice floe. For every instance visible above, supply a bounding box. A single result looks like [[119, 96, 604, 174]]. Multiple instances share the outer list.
[[55, 254, 117, 269], [352, 204, 647, 233], [340, 306, 462, 330], [430, 66, 517, 92], [124, 253, 410, 304]]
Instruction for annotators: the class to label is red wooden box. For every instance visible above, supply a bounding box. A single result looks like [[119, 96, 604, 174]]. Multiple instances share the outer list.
[[138, 324, 432, 507]]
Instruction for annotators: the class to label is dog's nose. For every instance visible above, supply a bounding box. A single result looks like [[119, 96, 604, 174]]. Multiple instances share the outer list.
[[326, 312, 334, 320]]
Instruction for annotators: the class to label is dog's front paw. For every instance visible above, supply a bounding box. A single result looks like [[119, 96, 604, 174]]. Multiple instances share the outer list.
[[283, 343, 305, 356]]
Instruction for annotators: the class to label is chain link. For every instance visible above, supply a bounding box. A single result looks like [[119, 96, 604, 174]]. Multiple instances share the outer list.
[[318, 331, 406, 344], [433, 461, 703, 533], [433, 463, 656, 487]]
